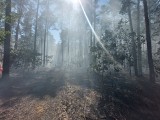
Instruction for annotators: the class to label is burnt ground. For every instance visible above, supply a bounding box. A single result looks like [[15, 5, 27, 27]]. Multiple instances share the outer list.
[[0, 68, 160, 120]]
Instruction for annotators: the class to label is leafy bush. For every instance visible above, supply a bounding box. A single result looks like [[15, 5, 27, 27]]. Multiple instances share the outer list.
[[90, 29, 125, 75], [10, 48, 42, 70]]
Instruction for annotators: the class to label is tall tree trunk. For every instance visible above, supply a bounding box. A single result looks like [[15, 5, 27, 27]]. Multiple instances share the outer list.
[[67, 31, 70, 66], [14, 0, 23, 50], [143, 0, 155, 83], [46, 30, 48, 65], [90, 0, 93, 48], [2, 0, 11, 79], [127, 1, 138, 76], [14, 17, 20, 49], [41, 35, 43, 65], [93, 0, 96, 46], [43, 0, 49, 66], [137, 0, 142, 76], [33, 0, 39, 69], [60, 5, 64, 67], [43, 26, 47, 66], [61, 38, 64, 67]]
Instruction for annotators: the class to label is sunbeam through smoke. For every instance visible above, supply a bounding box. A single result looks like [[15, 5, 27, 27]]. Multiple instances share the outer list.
[[78, 0, 123, 69]]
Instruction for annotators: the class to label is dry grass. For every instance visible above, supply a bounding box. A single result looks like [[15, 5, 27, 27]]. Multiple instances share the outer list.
[[0, 69, 160, 120], [0, 69, 102, 120], [0, 84, 101, 120]]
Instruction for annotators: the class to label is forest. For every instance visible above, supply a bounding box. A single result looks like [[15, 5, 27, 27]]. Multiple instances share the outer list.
[[0, 0, 160, 119]]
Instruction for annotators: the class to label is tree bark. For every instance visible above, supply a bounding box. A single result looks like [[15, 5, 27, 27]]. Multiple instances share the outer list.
[[93, 0, 96, 46], [33, 0, 39, 69], [14, 0, 23, 50], [43, 0, 49, 66], [43, 26, 47, 66], [2, 0, 11, 79], [137, 0, 142, 76], [127, 1, 138, 76], [143, 0, 155, 83], [41, 34, 43, 65], [15, 17, 20, 49]]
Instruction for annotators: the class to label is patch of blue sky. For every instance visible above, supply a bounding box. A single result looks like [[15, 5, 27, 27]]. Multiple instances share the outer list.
[[52, 0, 109, 43], [99, 0, 109, 5]]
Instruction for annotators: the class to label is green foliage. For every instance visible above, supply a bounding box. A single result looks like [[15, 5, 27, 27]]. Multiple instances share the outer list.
[[0, 1, 5, 45], [154, 46, 160, 76], [90, 29, 124, 75], [11, 49, 41, 70], [11, 47, 42, 70], [0, 1, 5, 17], [0, 29, 5, 43], [119, 0, 136, 15], [0, 29, 12, 45], [116, 19, 134, 66]]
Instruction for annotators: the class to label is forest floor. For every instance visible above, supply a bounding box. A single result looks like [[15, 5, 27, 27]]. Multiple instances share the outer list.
[[0, 68, 160, 120]]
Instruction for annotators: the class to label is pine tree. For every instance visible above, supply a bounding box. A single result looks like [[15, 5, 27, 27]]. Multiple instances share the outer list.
[[2, 0, 11, 79], [143, 0, 155, 83]]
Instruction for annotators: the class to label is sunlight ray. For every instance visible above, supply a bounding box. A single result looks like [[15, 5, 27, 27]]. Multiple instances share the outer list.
[[78, 0, 123, 69]]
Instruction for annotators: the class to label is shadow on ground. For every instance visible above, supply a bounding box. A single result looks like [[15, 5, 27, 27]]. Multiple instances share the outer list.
[[1, 69, 160, 120], [65, 70, 160, 120], [0, 69, 65, 103]]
